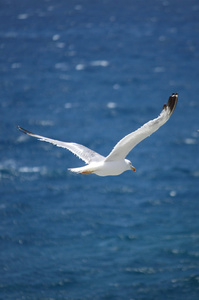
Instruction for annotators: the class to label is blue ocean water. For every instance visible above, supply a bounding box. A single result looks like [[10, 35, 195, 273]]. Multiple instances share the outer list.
[[1, 0, 199, 299]]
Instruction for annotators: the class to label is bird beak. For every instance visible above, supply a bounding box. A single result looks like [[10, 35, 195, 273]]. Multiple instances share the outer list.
[[131, 166, 136, 172]]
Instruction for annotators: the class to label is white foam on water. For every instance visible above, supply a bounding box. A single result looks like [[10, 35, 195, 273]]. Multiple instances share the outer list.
[[56, 42, 65, 49], [76, 64, 85, 71], [17, 14, 29, 20], [107, 102, 117, 109], [113, 84, 120, 90], [11, 63, 22, 69], [52, 34, 60, 41], [55, 62, 68, 71], [184, 138, 197, 145], [90, 60, 109, 67], [170, 190, 177, 197], [19, 166, 41, 173], [65, 103, 72, 109], [153, 66, 165, 73]]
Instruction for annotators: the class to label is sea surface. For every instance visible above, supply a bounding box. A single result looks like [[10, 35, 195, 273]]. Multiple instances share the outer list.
[[1, 0, 199, 299]]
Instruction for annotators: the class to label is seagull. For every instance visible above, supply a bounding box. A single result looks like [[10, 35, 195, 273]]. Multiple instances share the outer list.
[[18, 93, 178, 176]]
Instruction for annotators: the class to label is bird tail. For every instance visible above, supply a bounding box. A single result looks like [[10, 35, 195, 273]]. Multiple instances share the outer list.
[[68, 166, 84, 174], [68, 166, 95, 175]]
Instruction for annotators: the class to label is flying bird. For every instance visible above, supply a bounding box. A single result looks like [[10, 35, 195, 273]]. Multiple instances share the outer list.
[[18, 93, 178, 176]]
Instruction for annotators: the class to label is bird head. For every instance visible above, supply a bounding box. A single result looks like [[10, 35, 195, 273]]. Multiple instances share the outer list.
[[125, 159, 136, 172]]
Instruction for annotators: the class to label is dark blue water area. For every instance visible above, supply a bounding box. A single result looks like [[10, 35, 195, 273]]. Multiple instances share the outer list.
[[1, 0, 199, 299]]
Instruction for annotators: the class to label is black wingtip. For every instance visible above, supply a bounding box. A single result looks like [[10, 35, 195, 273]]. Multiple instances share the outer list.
[[17, 126, 34, 136], [163, 93, 178, 115]]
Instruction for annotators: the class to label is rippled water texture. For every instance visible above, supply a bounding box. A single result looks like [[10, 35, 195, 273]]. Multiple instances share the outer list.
[[1, 0, 199, 299]]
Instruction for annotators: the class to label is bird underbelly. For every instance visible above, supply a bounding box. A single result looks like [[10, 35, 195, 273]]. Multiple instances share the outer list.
[[94, 161, 126, 176]]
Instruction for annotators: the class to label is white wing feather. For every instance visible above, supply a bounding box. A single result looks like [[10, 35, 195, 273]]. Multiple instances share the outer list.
[[105, 93, 178, 161], [18, 127, 104, 164], [18, 93, 178, 166]]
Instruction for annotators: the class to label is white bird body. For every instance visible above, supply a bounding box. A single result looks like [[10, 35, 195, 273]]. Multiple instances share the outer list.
[[18, 93, 178, 176], [69, 159, 133, 176]]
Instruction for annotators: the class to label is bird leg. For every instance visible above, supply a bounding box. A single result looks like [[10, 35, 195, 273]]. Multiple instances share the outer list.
[[81, 170, 94, 175]]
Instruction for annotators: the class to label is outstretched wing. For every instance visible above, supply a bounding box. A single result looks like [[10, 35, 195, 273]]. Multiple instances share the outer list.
[[18, 126, 105, 164], [105, 93, 178, 162]]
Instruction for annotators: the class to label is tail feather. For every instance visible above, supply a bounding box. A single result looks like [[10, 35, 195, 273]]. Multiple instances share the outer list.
[[68, 166, 85, 174], [68, 165, 96, 175]]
